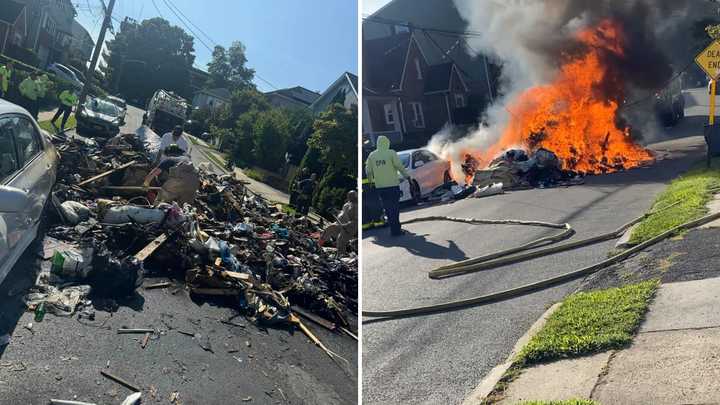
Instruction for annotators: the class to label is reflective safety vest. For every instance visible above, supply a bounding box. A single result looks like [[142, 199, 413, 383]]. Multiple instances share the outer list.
[[0, 65, 11, 93], [59, 90, 77, 107], [19, 77, 39, 100]]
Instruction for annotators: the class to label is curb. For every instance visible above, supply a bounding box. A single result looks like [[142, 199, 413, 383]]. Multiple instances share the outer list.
[[461, 302, 563, 405]]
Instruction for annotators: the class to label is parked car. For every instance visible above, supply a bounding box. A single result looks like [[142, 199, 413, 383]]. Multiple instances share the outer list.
[[397, 148, 452, 203], [66, 65, 86, 83], [47, 63, 83, 89], [0, 99, 58, 285], [105, 95, 127, 125], [76, 97, 122, 137]]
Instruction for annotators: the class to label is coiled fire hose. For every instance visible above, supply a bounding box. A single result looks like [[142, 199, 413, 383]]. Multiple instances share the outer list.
[[362, 201, 720, 320]]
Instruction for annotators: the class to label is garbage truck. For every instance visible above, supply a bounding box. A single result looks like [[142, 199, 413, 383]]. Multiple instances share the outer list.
[[143, 89, 188, 134]]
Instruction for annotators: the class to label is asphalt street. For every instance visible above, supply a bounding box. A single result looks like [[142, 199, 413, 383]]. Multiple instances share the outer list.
[[361, 88, 713, 404], [0, 104, 358, 404]]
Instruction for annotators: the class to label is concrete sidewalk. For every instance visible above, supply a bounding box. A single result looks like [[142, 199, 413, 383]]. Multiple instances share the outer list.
[[494, 276, 720, 405]]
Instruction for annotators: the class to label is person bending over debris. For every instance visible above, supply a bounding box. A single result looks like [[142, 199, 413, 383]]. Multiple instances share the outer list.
[[296, 173, 317, 215], [365, 135, 410, 237], [51, 88, 78, 133], [144, 144, 191, 186], [156, 125, 189, 164], [319, 190, 358, 255]]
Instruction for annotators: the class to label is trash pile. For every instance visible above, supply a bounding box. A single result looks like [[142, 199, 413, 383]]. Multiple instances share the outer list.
[[26, 132, 357, 336], [469, 148, 585, 190]]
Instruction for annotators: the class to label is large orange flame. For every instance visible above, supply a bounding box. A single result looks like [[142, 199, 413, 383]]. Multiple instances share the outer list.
[[469, 19, 654, 175]]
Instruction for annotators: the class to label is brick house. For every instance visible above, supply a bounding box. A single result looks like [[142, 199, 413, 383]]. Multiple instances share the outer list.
[[363, 31, 470, 147]]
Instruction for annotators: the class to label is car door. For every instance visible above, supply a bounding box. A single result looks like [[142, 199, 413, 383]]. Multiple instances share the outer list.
[[0, 116, 27, 271], [7, 115, 50, 233], [411, 151, 432, 194], [423, 150, 446, 187]]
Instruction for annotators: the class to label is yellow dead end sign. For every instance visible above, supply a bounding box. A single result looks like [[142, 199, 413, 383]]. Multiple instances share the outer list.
[[695, 40, 720, 124]]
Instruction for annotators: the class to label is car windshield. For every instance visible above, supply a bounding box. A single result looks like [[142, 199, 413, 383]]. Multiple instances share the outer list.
[[88, 99, 119, 117], [398, 152, 411, 168]]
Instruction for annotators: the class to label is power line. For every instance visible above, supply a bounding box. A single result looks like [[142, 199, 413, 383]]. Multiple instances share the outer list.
[[158, 0, 279, 91], [150, 0, 164, 19], [160, 0, 214, 53], [164, 0, 217, 48]]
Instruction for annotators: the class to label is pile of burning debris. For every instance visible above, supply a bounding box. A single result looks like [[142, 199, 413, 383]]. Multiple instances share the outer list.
[[462, 148, 585, 192], [26, 132, 357, 345]]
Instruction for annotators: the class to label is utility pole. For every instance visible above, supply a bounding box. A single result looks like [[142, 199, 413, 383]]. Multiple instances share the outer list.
[[78, 0, 116, 108]]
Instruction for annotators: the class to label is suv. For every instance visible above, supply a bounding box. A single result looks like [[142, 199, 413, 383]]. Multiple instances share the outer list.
[[47, 63, 83, 89]]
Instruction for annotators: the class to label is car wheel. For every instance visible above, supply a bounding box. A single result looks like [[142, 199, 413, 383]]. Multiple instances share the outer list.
[[443, 170, 452, 184], [410, 180, 421, 204]]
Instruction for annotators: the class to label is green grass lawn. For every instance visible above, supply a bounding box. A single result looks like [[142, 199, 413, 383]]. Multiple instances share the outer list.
[[518, 400, 599, 405], [517, 280, 658, 365], [38, 115, 76, 133], [629, 161, 720, 244]]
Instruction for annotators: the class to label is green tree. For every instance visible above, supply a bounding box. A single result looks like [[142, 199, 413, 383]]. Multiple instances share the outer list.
[[106, 17, 195, 103], [285, 108, 314, 165], [227, 110, 260, 165], [251, 110, 291, 171], [206, 41, 255, 91], [308, 104, 358, 177], [293, 104, 358, 216]]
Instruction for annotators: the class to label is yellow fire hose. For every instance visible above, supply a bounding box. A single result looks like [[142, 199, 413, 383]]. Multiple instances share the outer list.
[[362, 200, 713, 321]]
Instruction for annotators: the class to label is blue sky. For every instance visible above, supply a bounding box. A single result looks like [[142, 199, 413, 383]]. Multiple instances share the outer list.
[[362, 0, 391, 16], [74, 0, 358, 93]]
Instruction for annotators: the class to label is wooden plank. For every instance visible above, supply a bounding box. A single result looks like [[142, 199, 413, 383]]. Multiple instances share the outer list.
[[221, 271, 252, 282], [134, 233, 168, 262], [77, 160, 136, 186], [290, 306, 336, 331]]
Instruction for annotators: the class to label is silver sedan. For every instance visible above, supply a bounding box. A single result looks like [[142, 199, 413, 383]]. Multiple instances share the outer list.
[[0, 99, 58, 284]]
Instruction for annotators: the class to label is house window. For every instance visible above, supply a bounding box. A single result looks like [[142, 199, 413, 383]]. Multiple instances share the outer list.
[[414, 58, 423, 80], [454, 94, 466, 108], [409, 102, 425, 128], [384, 104, 395, 125]]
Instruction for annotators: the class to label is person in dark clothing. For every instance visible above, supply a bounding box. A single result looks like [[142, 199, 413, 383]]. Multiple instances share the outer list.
[[290, 167, 309, 209], [296, 173, 317, 215], [51, 89, 78, 132]]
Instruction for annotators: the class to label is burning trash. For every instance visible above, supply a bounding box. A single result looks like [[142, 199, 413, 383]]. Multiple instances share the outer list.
[[29, 130, 357, 342], [433, 18, 662, 187], [471, 147, 584, 190]]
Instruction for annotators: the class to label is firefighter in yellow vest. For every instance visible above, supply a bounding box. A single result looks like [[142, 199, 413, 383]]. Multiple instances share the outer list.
[[51, 88, 78, 132], [19, 72, 40, 119], [0, 61, 13, 99]]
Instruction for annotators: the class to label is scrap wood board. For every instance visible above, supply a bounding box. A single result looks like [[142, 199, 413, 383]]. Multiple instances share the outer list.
[[134, 233, 168, 261], [77, 160, 137, 186]]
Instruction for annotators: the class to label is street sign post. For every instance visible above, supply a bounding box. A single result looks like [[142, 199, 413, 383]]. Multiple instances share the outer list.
[[695, 40, 720, 125]]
